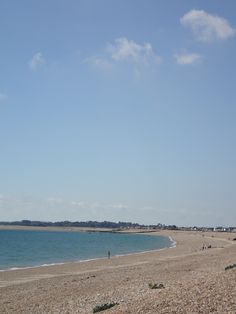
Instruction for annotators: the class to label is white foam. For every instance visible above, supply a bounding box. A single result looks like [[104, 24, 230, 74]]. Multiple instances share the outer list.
[[168, 236, 177, 248]]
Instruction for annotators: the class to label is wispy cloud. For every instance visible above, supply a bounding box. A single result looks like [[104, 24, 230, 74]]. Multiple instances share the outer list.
[[71, 201, 129, 211], [47, 197, 64, 205], [174, 52, 202, 65], [0, 93, 8, 101], [109, 203, 129, 210], [86, 37, 162, 75], [71, 201, 88, 208], [29, 52, 45, 71], [181, 9, 236, 42], [85, 56, 113, 71], [107, 37, 162, 65]]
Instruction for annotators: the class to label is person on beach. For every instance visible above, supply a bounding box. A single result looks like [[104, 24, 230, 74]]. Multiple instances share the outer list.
[[108, 250, 111, 259]]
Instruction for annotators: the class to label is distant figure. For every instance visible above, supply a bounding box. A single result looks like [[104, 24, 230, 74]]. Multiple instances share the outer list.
[[108, 250, 111, 259]]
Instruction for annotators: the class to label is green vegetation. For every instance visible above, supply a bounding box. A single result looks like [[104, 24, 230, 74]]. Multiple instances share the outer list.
[[148, 282, 165, 289], [225, 263, 236, 271], [93, 302, 118, 313], [0, 220, 177, 230]]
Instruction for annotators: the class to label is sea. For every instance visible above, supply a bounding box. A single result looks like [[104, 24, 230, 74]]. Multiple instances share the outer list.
[[0, 229, 174, 271]]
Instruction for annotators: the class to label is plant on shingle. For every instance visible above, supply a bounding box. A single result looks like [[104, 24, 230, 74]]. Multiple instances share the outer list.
[[225, 263, 236, 271], [93, 302, 118, 313], [148, 283, 165, 289]]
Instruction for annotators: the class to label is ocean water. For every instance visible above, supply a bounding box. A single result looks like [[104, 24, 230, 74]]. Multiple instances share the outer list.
[[0, 229, 173, 270]]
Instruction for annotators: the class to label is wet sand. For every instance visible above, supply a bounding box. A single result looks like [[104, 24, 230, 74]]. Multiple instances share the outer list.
[[0, 230, 236, 313]]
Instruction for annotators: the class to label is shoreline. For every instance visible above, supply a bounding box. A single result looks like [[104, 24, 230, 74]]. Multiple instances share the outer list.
[[0, 229, 233, 278], [1, 230, 236, 313]]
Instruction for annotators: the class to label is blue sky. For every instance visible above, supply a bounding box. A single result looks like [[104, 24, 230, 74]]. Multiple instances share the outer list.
[[0, 1, 236, 226]]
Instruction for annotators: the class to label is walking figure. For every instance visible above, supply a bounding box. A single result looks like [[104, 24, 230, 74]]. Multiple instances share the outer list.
[[108, 250, 111, 259]]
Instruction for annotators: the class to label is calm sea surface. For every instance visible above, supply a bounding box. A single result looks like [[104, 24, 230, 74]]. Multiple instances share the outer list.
[[0, 229, 173, 270]]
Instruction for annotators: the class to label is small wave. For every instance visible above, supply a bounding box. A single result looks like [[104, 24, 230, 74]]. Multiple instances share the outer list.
[[168, 236, 177, 248], [0, 262, 66, 272], [0, 257, 111, 272]]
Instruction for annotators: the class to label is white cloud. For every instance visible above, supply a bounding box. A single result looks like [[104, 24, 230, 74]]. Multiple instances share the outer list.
[[85, 37, 162, 74], [29, 52, 45, 71], [47, 197, 63, 204], [0, 93, 8, 101], [109, 203, 129, 210], [174, 52, 202, 65], [71, 201, 129, 211], [107, 37, 162, 65], [85, 56, 113, 70], [181, 9, 236, 42], [71, 201, 87, 207]]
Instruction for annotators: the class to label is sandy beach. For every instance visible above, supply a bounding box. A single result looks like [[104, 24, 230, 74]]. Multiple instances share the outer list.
[[0, 229, 236, 313]]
